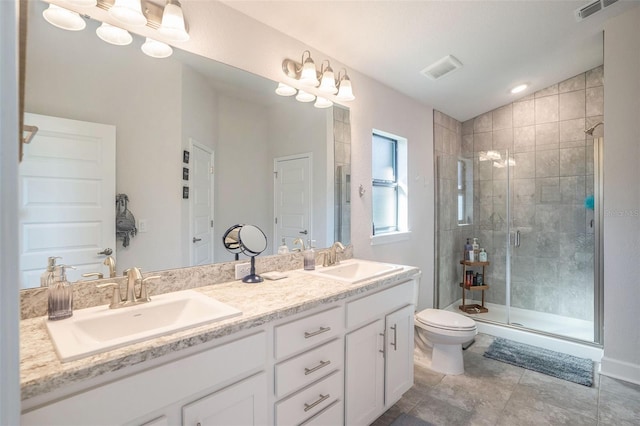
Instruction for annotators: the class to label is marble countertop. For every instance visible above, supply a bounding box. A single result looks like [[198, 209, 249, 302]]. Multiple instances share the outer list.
[[21, 265, 420, 401]]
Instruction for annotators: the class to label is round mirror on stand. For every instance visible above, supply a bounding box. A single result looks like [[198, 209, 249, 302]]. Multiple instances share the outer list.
[[223, 224, 268, 283], [222, 224, 243, 261]]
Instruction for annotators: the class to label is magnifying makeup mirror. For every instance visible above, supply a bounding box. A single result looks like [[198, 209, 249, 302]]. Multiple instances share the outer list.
[[223, 224, 267, 283]]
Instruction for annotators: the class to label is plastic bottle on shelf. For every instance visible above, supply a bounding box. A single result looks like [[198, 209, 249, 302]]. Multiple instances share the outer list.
[[472, 238, 480, 259], [464, 238, 472, 261], [479, 248, 487, 262]]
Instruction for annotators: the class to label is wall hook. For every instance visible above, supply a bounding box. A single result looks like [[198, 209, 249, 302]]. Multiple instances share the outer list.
[[359, 184, 366, 197]]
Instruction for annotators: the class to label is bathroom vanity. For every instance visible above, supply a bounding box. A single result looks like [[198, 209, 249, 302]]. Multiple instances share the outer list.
[[20, 263, 420, 425]]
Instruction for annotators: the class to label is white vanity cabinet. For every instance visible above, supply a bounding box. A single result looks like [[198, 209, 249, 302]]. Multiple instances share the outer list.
[[273, 306, 345, 425], [344, 280, 415, 426], [21, 331, 268, 426]]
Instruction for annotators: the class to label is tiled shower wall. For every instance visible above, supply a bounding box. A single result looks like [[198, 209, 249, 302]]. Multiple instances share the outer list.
[[436, 66, 603, 321]]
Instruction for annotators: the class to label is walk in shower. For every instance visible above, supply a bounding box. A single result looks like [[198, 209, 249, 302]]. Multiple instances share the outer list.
[[434, 66, 604, 347]]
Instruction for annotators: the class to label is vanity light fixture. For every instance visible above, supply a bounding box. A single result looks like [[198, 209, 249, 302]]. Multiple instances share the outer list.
[[96, 22, 133, 45], [318, 61, 338, 94], [67, 0, 97, 6], [314, 97, 333, 109], [336, 69, 355, 101], [295, 90, 316, 103], [158, 0, 189, 42], [299, 51, 320, 86], [109, 0, 147, 27], [510, 83, 528, 94], [275, 82, 297, 96], [40, 0, 189, 59], [141, 37, 173, 58], [278, 51, 356, 105], [42, 4, 87, 31]]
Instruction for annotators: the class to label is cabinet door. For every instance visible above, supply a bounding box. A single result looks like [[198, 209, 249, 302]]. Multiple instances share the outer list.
[[345, 319, 385, 426], [182, 372, 267, 426], [385, 304, 415, 406]]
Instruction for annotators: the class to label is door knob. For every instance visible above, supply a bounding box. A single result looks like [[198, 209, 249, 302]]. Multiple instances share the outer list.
[[193, 237, 202, 243], [98, 248, 113, 255]]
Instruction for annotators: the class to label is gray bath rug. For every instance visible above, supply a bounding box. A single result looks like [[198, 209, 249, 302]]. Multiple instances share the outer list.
[[484, 337, 594, 386], [390, 413, 434, 426]]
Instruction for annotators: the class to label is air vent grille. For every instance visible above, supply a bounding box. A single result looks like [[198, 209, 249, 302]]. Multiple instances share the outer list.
[[421, 55, 463, 80], [575, 0, 619, 21]]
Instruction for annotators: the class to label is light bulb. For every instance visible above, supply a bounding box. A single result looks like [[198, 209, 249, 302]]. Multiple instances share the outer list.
[[314, 97, 333, 109], [318, 66, 337, 94], [336, 74, 355, 101], [295, 90, 316, 103], [299, 55, 319, 86], [275, 83, 297, 96], [110, 0, 147, 27]]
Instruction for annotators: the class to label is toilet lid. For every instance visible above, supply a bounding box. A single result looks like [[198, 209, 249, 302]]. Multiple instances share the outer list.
[[416, 309, 476, 330]]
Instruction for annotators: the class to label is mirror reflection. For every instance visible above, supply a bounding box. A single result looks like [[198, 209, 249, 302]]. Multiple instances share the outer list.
[[20, 1, 350, 289]]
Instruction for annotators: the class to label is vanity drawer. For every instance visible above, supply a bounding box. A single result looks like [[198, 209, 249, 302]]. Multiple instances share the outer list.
[[275, 370, 342, 426], [275, 306, 342, 359], [275, 338, 343, 398]]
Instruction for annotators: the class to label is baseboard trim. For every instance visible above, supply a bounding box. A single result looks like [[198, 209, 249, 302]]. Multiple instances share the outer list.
[[600, 356, 640, 386]]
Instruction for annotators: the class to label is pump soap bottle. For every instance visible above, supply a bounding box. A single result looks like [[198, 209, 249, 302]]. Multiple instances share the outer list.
[[278, 238, 289, 254], [40, 256, 62, 287], [48, 265, 75, 321], [304, 239, 316, 270]]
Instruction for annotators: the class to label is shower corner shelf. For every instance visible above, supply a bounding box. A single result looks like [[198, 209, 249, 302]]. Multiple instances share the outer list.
[[458, 260, 490, 314]]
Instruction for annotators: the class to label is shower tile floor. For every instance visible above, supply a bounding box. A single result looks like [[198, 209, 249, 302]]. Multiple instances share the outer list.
[[443, 299, 594, 342], [372, 334, 640, 426]]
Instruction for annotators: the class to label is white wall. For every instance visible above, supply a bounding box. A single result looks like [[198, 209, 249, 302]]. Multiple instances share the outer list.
[[601, 5, 640, 384]]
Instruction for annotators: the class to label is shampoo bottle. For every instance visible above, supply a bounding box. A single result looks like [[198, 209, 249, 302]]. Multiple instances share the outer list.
[[48, 265, 74, 321], [472, 238, 480, 259], [464, 238, 472, 261], [40, 256, 61, 287], [479, 248, 488, 262]]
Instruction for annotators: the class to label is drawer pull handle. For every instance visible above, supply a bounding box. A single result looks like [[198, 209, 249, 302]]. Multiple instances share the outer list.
[[304, 393, 330, 412], [304, 360, 331, 375], [390, 324, 397, 351], [304, 326, 331, 339]]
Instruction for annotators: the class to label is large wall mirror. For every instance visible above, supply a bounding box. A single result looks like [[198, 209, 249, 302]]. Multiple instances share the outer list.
[[20, 1, 351, 289]]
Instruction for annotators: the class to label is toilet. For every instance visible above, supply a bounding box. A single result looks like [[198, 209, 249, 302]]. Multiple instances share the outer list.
[[414, 309, 477, 375]]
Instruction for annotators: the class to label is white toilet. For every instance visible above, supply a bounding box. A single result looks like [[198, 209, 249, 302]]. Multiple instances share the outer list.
[[414, 309, 477, 375]]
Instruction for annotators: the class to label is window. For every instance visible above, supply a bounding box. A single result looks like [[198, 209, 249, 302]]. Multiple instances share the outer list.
[[457, 158, 473, 225], [372, 130, 408, 239]]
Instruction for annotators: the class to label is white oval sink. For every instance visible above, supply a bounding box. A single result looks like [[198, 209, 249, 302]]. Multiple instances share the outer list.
[[45, 290, 242, 362], [302, 259, 403, 284]]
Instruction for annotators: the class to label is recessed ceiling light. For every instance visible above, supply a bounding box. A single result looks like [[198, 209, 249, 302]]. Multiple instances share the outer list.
[[510, 84, 528, 94]]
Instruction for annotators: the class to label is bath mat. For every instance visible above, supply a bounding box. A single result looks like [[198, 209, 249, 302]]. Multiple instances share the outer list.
[[390, 413, 434, 426], [484, 337, 594, 386]]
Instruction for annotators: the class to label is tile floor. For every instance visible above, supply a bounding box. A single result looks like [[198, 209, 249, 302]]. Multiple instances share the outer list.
[[372, 334, 640, 426]]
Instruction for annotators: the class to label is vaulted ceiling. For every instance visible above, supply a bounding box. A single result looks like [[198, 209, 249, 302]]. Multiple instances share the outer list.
[[220, 0, 638, 121]]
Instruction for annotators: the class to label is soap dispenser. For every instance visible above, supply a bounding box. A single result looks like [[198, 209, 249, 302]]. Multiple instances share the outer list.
[[278, 238, 289, 254], [40, 256, 62, 287], [303, 239, 315, 271], [48, 265, 75, 321]]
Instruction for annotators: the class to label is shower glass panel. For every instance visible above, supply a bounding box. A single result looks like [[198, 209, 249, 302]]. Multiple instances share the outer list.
[[435, 126, 601, 344]]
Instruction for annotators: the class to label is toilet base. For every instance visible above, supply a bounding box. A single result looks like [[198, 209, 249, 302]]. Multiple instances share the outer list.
[[431, 342, 464, 375]]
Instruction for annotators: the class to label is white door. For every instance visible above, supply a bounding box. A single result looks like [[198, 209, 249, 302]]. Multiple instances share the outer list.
[[190, 140, 214, 266], [19, 113, 116, 288], [345, 319, 385, 426], [385, 304, 415, 406], [273, 154, 312, 251]]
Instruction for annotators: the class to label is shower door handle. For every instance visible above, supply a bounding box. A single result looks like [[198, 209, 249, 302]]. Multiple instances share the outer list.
[[514, 230, 521, 248]]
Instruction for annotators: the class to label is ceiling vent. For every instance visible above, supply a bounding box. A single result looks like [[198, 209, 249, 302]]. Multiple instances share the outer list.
[[421, 55, 463, 80], [575, 0, 619, 21]]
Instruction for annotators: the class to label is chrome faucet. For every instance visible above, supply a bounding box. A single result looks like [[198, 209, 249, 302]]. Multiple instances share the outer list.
[[97, 267, 159, 309], [323, 242, 345, 267]]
